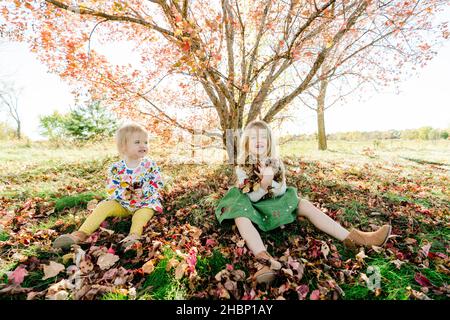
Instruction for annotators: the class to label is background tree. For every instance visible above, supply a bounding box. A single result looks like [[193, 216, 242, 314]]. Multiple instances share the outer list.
[[39, 100, 118, 142], [0, 81, 23, 139], [39, 110, 68, 142], [3, 0, 449, 160], [293, 2, 449, 150], [63, 100, 118, 141], [0, 121, 16, 140]]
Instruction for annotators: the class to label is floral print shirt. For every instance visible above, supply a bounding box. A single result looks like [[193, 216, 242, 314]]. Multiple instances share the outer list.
[[106, 157, 164, 212]]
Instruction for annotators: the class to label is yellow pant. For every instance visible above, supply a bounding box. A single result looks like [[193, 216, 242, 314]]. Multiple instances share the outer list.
[[79, 200, 154, 236]]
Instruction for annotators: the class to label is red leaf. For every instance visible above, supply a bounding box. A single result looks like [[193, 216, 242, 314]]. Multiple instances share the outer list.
[[181, 41, 190, 52], [414, 273, 433, 288], [8, 266, 28, 285], [310, 289, 320, 300], [427, 252, 448, 260], [186, 247, 197, 273], [296, 284, 309, 300]]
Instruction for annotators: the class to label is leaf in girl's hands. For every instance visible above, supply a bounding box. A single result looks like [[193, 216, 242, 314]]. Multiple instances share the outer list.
[[42, 261, 65, 280]]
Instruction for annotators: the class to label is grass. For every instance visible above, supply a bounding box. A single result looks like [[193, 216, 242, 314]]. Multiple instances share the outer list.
[[21, 270, 59, 290], [0, 262, 17, 284], [382, 192, 433, 208], [101, 292, 129, 300], [1, 139, 449, 300], [54, 192, 103, 212], [20, 245, 57, 261], [141, 248, 188, 300], [141, 247, 231, 300], [342, 201, 370, 226], [196, 249, 231, 279], [280, 139, 450, 165], [0, 231, 9, 242], [416, 228, 449, 252], [341, 254, 450, 300]]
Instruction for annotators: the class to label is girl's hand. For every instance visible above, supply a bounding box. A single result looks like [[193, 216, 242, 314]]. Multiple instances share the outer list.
[[254, 163, 274, 189]]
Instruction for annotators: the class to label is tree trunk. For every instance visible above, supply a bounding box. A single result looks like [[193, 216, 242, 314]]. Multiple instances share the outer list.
[[16, 120, 21, 140], [317, 78, 329, 151], [191, 134, 195, 159], [224, 126, 242, 165]]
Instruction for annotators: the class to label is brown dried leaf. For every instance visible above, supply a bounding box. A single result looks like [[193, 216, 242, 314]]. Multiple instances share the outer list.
[[42, 261, 65, 280], [97, 253, 119, 270], [142, 260, 155, 274]]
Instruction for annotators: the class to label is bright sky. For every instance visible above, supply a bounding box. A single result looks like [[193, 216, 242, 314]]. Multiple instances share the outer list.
[[291, 39, 450, 135], [0, 22, 449, 140], [284, 6, 450, 135]]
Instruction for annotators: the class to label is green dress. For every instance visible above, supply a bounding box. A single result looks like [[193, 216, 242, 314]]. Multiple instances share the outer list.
[[215, 186, 300, 232]]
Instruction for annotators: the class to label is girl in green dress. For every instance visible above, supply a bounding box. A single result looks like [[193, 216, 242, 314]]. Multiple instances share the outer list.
[[215, 120, 391, 284]]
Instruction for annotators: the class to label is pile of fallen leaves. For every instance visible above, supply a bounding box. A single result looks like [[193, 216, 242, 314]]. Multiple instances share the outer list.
[[0, 156, 449, 300]]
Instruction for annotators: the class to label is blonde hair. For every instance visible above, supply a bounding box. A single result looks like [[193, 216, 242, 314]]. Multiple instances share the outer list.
[[236, 120, 286, 185], [115, 122, 148, 156], [237, 120, 278, 165]]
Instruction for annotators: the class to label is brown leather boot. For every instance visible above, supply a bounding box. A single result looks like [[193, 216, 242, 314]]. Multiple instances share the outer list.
[[53, 231, 88, 249], [343, 225, 392, 249], [253, 251, 282, 284]]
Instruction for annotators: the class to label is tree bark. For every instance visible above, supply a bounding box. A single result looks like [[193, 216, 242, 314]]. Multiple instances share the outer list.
[[224, 126, 242, 165], [317, 78, 329, 151], [17, 121, 21, 140]]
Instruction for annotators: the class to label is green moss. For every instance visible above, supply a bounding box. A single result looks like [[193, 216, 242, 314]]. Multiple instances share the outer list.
[[54, 192, 102, 212], [101, 292, 129, 300], [196, 249, 230, 278], [141, 248, 188, 300], [0, 231, 9, 242]]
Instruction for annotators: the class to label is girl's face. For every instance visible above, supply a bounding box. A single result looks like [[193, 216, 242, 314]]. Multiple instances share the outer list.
[[248, 127, 269, 157], [125, 132, 148, 159]]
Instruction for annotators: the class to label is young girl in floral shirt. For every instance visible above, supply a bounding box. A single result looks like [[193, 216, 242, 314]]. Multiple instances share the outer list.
[[53, 123, 164, 249], [216, 120, 391, 284]]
